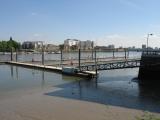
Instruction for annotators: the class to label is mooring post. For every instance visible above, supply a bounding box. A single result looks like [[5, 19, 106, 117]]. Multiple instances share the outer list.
[[94, 49, 98, 77], [92, 49, 94, 60], [42, 44, 44, 65], [11, 47, 13, 61], [79, 49, 81, 70], [125, 48, 127, 59], [113, 50, 115, 58], [91, 41, 94, 60], [78, 49, 81, 69], [60, 49, 63, 66], [127, 50, 129, 58], [16, 49, 18, 62]]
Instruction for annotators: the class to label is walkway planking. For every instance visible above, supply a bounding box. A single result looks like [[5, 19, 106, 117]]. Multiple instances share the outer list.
[[4, 58, 141, 78], [6, 61, 96, 77]]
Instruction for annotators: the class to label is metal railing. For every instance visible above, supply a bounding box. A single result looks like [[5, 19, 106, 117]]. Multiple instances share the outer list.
[[142, 50, 160, 55], [78, 59, 141, 71]]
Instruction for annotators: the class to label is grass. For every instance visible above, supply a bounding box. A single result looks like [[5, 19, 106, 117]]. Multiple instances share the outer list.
[[135, 112, 160, 120]]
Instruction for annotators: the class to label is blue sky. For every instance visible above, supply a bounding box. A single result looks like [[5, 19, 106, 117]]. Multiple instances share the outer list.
[[0, 0, 160, 47]]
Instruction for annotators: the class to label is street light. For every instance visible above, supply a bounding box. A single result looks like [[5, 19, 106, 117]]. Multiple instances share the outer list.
[[147, 33, 153, 53]]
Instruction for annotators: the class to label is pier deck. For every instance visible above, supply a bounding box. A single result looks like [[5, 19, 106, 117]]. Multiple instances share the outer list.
[[6, 61, 97, 78], [5, 58, 140, 77]]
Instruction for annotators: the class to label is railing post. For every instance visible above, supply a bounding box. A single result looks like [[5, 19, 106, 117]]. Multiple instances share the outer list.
[[92, 49, 94, 60], [113, 50, 115, 58], [91, 41, 94, 60], [94, 49, 98, 77], [125, 48, 127, 59], [79, 49, 81, 70], [11, 47, 13, 61], [60, 49, 63, 66], [127, 50, 129, 58], [42, 44, 44, 65], [16, 49, 18, 62]]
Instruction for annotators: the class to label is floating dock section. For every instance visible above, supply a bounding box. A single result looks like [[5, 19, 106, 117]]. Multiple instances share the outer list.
[[6, 61, 97, 78]]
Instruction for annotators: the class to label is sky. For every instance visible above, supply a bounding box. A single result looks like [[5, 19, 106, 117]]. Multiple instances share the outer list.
[[0, 0, 160, 48]]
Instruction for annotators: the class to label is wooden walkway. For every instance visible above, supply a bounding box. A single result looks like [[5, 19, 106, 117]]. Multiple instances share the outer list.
[[3, 58, 141, 78], [6, 61, 97, 77]]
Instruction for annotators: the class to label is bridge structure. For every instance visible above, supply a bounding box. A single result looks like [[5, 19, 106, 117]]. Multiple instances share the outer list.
[[78, 58, 141, 71]]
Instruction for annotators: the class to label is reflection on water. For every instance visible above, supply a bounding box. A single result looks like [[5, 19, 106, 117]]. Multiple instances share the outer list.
[[41, 70, 45, 88], [10, 65, 13, 78], [16, 67, 18, 80], [10, 65, 18, 81], [0, 65, 72, 99], [0, 65, 160, 113]]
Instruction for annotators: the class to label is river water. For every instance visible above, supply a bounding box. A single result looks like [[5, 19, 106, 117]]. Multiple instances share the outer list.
[[0, 63, 160, 113]]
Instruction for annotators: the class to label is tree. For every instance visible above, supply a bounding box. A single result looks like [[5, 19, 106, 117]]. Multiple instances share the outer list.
[[0, 38, 20, 52]]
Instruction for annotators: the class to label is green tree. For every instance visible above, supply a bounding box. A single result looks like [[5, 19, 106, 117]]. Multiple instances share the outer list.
[[0, 38, 20, 52]]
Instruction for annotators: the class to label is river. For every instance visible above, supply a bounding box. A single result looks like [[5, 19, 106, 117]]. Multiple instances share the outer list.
[[0, 62, 160, 113]]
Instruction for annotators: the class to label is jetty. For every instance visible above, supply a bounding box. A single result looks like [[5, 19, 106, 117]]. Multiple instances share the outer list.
[[4, 57, 140, 78], [0, 49, 144, 78], [6, 61, 97, 78]]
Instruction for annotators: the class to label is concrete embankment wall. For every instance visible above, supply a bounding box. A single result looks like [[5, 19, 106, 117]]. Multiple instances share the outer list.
[[138, 54, 160, 84]]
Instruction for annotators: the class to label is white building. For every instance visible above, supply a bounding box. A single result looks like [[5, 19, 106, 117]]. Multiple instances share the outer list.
[[64, 39, 94, 51], [64, 39, 80, 50], [22, 41, 43, 49], [79, 40, 93, 50]]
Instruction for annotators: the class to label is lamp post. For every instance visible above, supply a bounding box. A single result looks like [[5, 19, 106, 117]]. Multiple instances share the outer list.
[[147, 33, 153, 54]]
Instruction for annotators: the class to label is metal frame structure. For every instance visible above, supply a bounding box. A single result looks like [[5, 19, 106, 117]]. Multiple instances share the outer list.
[[79, 59, 141, 71]]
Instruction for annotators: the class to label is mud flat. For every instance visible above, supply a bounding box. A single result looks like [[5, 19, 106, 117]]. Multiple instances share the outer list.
[[0, 87, 159, 120]]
